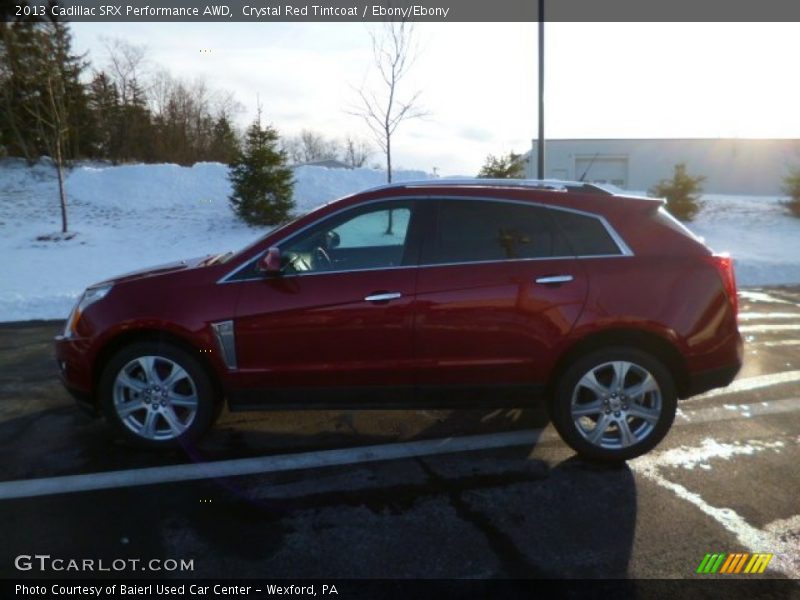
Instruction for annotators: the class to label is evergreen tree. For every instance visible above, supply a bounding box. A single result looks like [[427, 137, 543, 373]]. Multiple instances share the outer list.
[[209, 115, 240, 164], [0, 22, 93, 162], [228, 113, 294, 226], [50, 22, 94, 160], [649, 163, 706, 222], [116, 78, 154, 163], [0, 21, 50, 161], [782, 167, 800, 218], [478, 151, 526, 179], [87, 71, 120, 159]]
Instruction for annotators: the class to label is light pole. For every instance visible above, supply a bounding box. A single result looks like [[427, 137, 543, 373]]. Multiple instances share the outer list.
[[537, 0, 545, 180]]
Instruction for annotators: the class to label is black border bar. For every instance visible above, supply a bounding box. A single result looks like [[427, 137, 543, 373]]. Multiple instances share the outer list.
[[7, 0, 800, 22], [4, 578, 800, 599]]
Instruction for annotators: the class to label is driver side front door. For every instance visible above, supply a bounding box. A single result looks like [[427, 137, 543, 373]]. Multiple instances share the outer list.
[[229, 200, 423, 407]]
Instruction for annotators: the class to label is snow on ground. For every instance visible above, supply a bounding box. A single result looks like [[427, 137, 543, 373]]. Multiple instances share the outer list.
[[690, 194, 800, 287], [0, 159, 797, 322], [0, 159, 428, 322]]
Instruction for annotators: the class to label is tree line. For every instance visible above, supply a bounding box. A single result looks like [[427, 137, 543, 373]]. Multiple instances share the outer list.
[[0, 19, 379, 232], [0, 20, 373, 169], [1, 22, 238, 166]]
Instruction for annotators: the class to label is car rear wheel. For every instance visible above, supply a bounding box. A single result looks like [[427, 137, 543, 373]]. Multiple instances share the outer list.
[[550, 347, 677, 461], [99, 341, 217, 448]]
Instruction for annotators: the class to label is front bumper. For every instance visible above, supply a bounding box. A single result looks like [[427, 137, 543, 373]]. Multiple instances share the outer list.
[[54, 334, 97, 415]]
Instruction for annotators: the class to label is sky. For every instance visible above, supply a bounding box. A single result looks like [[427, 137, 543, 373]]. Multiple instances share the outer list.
[[69, 22, 800, 176]]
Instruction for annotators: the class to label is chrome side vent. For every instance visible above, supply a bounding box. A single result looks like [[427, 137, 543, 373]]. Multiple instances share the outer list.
[[211, 320, 237, 369]]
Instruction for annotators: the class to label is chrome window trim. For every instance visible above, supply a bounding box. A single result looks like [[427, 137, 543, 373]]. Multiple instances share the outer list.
[[218, 251, 267, 283], [219, 254, 632, 284], [431, 195, 634, 258], [217, 195, 634, 284]]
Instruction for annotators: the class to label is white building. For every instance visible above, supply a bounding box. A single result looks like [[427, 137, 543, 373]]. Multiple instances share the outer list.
[[525, 138, 800, 195]]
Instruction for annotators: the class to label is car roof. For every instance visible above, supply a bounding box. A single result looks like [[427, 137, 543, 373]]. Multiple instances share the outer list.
[[362, 178, 616, 196]]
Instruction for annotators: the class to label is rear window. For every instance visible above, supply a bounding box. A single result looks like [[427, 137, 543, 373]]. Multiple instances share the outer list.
[[428, 200, 570, 264], [548, 210, 622, 256]]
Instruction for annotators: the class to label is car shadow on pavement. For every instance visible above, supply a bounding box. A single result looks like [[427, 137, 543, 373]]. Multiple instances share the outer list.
[[0, 400, 554, 479], [0, 399, 639, 579], [170, 407, 639, 579]]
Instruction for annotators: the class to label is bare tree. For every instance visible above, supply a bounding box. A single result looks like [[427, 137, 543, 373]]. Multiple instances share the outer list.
[[25, 31, 71, 233], [343, 136, 372, 168], [283, 129, 341, 164], [211, 88, 244, 122], [148, 67, 174, 117], [304, 130, 339, 162], [102, 37, 147, 105], [350, 22, 426, 183]]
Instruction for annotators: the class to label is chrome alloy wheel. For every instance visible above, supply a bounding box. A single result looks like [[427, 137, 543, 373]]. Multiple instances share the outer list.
[[570, 360, 662, 449], [112, 355, 199, 441]]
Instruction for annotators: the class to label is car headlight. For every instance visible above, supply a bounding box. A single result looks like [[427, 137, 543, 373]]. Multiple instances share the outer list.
[[63, 284, 113, 338]]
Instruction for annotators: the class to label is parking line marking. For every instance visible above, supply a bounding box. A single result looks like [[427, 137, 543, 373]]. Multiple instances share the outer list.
[[677, 397, 800, 423], [758, 340, 800, 347], [739, 324, 800, 333], [0, 429, 546, 500], [738, 291, 794, 305], [738, 312, 800, 321], [689, 370, 800, 400], [1, 396, 800, 501], [632, 437, 800, 578]]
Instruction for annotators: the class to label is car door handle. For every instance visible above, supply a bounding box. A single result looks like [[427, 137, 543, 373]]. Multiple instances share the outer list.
[[364, 292, 403, 303], [535, 275, 574, 285]]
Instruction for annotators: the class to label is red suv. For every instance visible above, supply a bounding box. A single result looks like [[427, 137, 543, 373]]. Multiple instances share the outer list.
[[55, 180, 742, 460]]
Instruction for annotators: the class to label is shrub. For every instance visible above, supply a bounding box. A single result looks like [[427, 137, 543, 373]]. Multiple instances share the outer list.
[[649, 163, 706, 222], [782, 168, 800, 218], [478, 152, 526, 179]]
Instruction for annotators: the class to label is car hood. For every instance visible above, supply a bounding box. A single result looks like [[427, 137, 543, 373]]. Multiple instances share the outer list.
[[96, 255, 216, 286]]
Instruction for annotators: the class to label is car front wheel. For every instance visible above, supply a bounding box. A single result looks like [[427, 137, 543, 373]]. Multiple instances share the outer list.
[[99, 341, 217, 448], [550, 347, 677, 461]]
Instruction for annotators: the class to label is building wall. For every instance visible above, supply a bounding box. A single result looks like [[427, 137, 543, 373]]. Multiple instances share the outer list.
[[525, 139, 800, 195]]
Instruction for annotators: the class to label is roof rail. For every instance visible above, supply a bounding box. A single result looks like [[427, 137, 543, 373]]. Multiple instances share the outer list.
[[364, 178, 615, 195]]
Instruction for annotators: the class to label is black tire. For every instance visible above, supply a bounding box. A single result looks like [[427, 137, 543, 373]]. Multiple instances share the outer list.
[[99, 341, 218, 449], [549, 347, 677, 462]]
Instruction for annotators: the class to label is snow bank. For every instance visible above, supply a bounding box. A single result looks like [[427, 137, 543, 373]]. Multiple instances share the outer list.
[[0, 160, 429, 321], [0, 159, 797, 322], [65, 161, 429, 215], [292, 164, 428, 212], [691, 194, 800, 287]]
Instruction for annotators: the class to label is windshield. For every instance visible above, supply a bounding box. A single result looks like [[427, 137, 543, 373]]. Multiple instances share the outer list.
[[224, 203, 331, 263]]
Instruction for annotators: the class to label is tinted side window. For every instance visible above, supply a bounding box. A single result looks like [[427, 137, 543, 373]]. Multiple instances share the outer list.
[[548, 210, 621, 256], [332, 208, 411, 249], [280, 201, 416, 273], [429, 200, 564, 264]]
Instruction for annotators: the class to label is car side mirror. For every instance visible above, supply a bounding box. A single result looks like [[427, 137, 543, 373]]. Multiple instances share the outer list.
[[257, 247, 282, 275]]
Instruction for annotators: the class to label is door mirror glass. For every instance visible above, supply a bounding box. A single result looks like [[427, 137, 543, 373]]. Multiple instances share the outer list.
[[257, 247, 282, 274]]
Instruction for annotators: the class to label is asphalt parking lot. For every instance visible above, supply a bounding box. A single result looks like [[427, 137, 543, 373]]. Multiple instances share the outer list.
[[1, 287, 799, 583]]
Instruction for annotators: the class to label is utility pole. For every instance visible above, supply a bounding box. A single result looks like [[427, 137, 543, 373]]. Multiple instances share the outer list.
[[537, 0, 545, 180]]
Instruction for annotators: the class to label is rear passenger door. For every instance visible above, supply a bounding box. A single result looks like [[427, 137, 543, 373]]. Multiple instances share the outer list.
[[414, 198, 599, 394]]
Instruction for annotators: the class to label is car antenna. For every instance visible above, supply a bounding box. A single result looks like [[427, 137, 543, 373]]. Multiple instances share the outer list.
[[579, 152, 600, 182]]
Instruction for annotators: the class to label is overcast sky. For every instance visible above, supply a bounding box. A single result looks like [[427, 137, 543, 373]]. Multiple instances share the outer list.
[[69, 22, 800, 175]]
